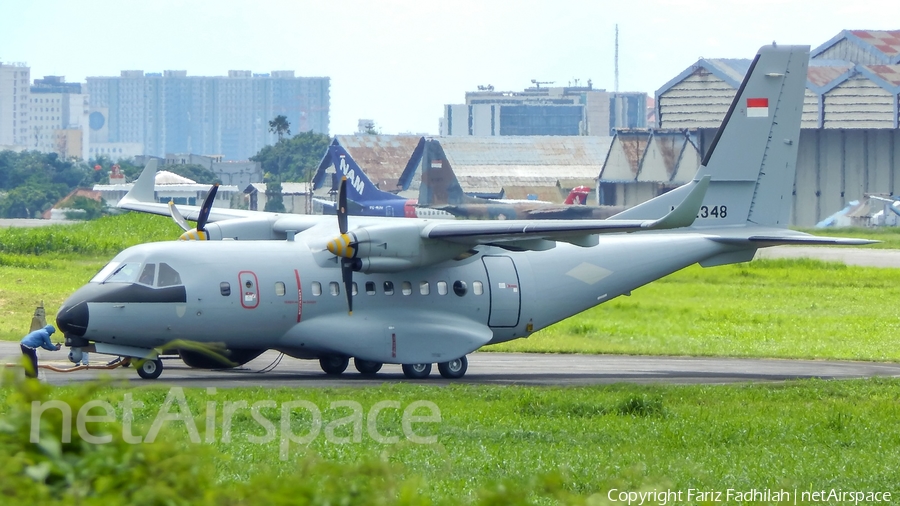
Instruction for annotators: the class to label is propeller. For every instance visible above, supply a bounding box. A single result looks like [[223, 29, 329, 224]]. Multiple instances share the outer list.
[[326, 177, 358, 314], [170, 183, 219, 240]]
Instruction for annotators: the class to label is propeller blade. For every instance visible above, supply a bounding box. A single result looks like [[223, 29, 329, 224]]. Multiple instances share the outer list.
[[341, 259, 354, 315], [197, 183, 219, 232], [168, 201, 190, 231], [337, 176, 348, 235]]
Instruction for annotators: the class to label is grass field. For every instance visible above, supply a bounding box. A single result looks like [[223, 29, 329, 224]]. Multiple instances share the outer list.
[[3, 215, 900, 503], [803, 226, 900, 249], [2, 215, 900, 362], [3, 377, 899, 503]]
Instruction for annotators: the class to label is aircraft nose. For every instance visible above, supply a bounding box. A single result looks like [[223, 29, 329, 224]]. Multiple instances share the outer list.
[[56, 301, 89, 337]]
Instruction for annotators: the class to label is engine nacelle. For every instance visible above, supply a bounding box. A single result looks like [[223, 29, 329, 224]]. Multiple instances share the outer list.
[[204, 216, 285, 240], [330, 222, 470, 273]]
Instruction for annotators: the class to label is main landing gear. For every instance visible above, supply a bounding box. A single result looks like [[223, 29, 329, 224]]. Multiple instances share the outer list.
[[318, 356, 469, 379]]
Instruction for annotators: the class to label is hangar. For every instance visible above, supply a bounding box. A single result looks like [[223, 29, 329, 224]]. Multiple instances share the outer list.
[[609, 29, 900, 227], [313, 135, 607, 204]]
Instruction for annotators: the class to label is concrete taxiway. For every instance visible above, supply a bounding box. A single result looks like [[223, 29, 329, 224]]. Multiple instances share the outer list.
[[2, 343, 899, 388]]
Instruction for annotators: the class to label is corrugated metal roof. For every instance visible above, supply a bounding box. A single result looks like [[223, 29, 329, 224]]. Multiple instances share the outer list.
[[851, 30, 900, 60], [807, 61, 855, 89], [502, 186, 565, 203], [813, 29, 900, 64], [434, 136, 608, 191], [332, 135, 423, 190], [656, 58, 751, 96], [863, 64, 900, 88], [156, 171, 196, 184]]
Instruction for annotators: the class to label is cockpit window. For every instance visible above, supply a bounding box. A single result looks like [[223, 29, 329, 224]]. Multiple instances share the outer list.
[[97, 262, 141, 283], [157, 263, 183, 287], [138, 264, 156, 286], [90, 262, 122, 283]]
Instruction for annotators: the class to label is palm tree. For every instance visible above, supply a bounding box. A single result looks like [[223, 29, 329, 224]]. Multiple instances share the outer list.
[[268, 115, 291, 141]]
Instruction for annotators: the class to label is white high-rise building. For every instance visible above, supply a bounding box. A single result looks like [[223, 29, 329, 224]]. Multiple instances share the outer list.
[[28, 76, 90, 159], [0, 61, 31, 149], [87, 70, 330, 160]]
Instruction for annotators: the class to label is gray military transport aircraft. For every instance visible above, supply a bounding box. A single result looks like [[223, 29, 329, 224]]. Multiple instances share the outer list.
[[57, 44, 873, 380]]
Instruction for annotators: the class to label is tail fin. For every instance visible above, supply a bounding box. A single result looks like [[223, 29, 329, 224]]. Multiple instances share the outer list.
[[611, 44, 810, 228], [329, 144, 398, 202], [564, 186, 591, 205], [420, 139, 481, 206]]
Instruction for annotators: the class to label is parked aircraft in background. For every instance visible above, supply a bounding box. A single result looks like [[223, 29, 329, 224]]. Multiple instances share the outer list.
[[63, 44, 872, 382], [317, 145, 597, 219], [866, 194, 900, 218], [418, 143, 625, 220], [317, 144, 454, 219]]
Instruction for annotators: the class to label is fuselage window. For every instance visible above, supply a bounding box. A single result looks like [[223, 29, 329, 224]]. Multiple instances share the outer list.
[[366, 281, 376, 295], [437, 281, 448, 295], [329, 282, 340, 296], [401, 281, 412, 296], [352, 282, 358, 296], [275, 282, 285, 296], [311, 282, 322, 296], [419, 281, 430, 295], [158, 263, 182, 287], [138, 263, 156, 285], [220, 282, 231, 296], [453, 280, 467, 297], [473, 281, 483, 295], [384, 281, 394, 296]]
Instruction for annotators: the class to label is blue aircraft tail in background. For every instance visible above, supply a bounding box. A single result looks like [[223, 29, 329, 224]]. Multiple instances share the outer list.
[[329, 144, 401, 203]]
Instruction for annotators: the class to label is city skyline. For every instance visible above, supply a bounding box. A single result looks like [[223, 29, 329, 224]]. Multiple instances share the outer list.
[[2, 0, 898, 135]]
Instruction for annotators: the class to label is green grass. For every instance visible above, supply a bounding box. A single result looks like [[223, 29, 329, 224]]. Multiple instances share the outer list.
[[802, 226, 900, 249], [0, 213, 180, 340], [4, 378, 900, 503], [3, 216, 900, 362], [490, 258, 900, 361]]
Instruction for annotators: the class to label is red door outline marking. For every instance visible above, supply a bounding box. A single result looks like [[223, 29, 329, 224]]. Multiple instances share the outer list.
[[239, 271, 260, 309]]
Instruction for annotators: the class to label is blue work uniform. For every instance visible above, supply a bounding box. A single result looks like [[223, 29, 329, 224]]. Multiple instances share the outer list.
[[20, 324, 58, 378]]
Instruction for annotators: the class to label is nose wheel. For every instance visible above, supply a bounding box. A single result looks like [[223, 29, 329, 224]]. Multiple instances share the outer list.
[[136, 358, 163, 380]]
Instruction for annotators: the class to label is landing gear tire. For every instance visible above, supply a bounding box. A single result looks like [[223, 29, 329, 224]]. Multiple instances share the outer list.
[[438, 356, 468, 379], [136, 358, 163, 380], [402, 363, 432, 379], [319, 356, 349, 375], [354, 358, 383, 375]]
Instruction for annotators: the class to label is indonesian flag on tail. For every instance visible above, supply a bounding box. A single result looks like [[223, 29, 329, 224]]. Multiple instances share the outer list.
[[747, 98, 769, 117]]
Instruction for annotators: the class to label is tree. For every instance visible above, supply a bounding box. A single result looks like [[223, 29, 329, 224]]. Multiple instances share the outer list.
[[268, 115, 291, 141], [251, 130, 330, 182], [59, 195, 107, 220], [264, 181, 286, 212], [0, 182, 67, 218]]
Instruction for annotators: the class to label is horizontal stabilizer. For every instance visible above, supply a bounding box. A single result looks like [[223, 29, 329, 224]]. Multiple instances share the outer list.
[[711, 235, 878, 247], [422, 176, 709, 248]]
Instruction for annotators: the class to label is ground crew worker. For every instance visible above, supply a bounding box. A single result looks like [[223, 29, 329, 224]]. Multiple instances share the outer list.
[[20, 324, 60, 378]]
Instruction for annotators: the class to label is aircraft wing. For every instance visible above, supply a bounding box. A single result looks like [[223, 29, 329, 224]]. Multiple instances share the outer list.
[[118, 199, 262, 222], [116, 159, 267, 222], [422, 176, 709, 248]]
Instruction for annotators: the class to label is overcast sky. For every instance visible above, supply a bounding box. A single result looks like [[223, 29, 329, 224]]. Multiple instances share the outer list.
[[2, 0, 897, 136]]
